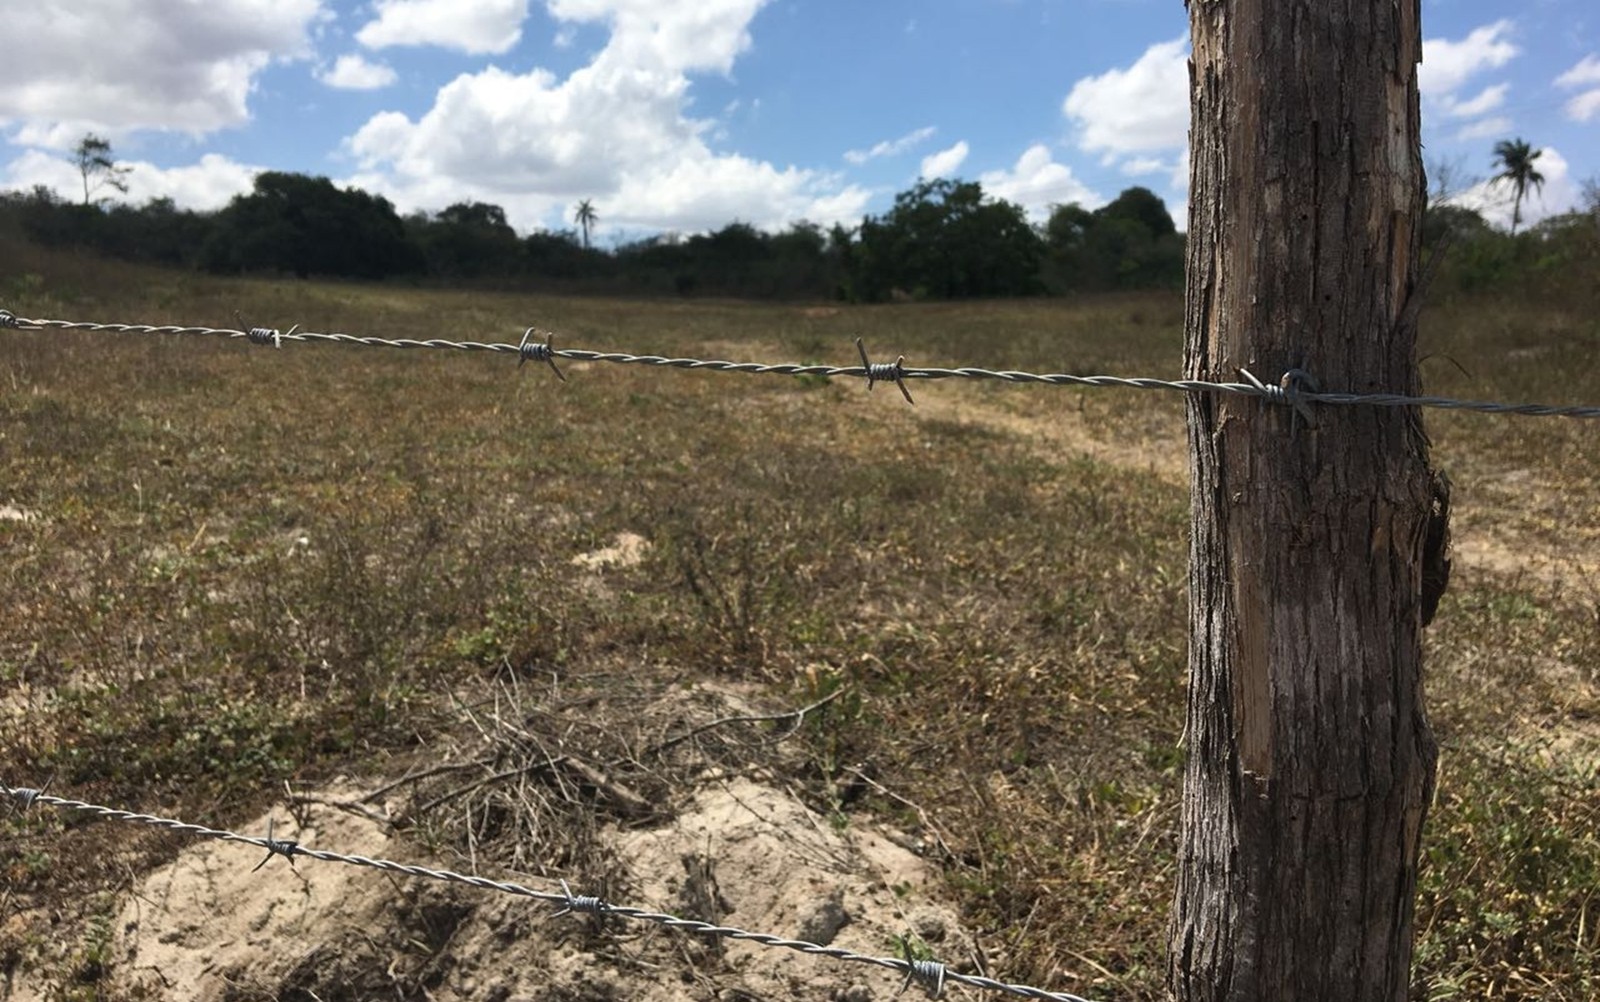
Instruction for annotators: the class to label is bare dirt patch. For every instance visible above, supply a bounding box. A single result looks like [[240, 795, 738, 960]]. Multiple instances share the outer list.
[[48, 776, 966, 1002], [571, 531, 652, 571], [8, 683, 970, 1002]]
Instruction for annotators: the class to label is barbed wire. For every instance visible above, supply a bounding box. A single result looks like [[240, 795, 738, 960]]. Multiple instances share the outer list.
[[4, 309, 1596, 420], [2, 783, 1098, 1002]]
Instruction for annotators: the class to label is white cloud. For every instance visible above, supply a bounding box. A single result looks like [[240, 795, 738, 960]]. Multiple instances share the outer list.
[[919, 141, 969, 179], [0, 0, 323, 141], [3, 149, 259, 212], [1454, 115, 1512, 142], [1555, 55, 1600, 123], [1120, 156, 1168, 177], [1444, 146, 1577, 231], [1556, 54, 1600, 88], [977, 145, 1100, 221], [844, 126, 936, 165], [345, 0, 869, 233], [1440, 83, 1508, 119], [1566, 90, 1600, 123], [1420, 20, 1518, 96], [121, 155, 261, 211], [357, 0, 530, 55], [548, 0, 769, 74], [1062, 37, 1189, 155], [318, 54, 398, 90]]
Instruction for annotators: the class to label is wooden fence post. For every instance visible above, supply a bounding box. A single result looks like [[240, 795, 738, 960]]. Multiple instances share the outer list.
[[1170, 2, 1443, 998]]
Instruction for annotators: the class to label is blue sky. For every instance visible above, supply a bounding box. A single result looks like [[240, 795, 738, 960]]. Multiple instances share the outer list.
[[2, 1, 1596, 240]]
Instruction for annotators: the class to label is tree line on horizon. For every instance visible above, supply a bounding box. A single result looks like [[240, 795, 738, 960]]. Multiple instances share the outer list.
[[1, 138, 1595, 302], [0, 166, 1188, 300]]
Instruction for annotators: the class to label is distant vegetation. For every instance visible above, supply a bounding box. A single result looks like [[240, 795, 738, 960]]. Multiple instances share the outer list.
[[0, 167, 1185, 300], [2, 137, 1596, 304]]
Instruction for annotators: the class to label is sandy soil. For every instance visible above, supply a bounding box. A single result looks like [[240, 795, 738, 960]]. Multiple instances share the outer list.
[[19, 774, 966, 1002]]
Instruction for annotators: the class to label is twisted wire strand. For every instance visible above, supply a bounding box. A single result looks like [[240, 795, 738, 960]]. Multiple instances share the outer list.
[[5, 311, 1596, 420], [2, 784, 1097, 1002]]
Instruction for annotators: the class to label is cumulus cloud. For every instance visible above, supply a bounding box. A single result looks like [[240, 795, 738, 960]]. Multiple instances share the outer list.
[[1454, 115, 1512, 142], [1120, 156, 1168, 177], [1419, 22, 1520, 144], [1555, 54, 1600, 123], [844, 126, 936, 165], [1557, 54, 1600, 87], [0, 0, 322, 142], [1420, 20, 1518, 96], [1445, 146, 1577, 231], [3, 149, 259, 212], [318, 54, 399, 90], [1062, 37, 1189, 155], [1566, 91, 1600, 123], [346, 0, 869, 233], [977, 145, 1099, 221], [548, 0, 768, 75], [1440, 83, 1509, 119], [356, 0, 531, 55], [919, 141, 969, 179]]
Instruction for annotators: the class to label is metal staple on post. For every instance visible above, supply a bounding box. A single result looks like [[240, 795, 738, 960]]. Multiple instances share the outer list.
[[1238, 367, 1320, 431]]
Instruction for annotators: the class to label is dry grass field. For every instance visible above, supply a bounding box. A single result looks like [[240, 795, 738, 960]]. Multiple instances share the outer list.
[[1, 238, 1597, 1000]]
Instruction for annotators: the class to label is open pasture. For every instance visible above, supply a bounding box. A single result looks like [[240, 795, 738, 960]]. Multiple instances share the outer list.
[[2, 243, 1597, 999]]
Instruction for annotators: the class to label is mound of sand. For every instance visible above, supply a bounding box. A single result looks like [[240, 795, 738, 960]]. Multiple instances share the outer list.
[[94, 775, 965, 1001]]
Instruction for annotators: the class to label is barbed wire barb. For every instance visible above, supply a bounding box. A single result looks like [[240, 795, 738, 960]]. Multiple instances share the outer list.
[[519, 327, 567, 381], [6, 309, 1597, 420], [857, 336, 915, 404], [897, 937, 949, 999], [234, 310, 293, 349], [552, 878, 606, 917], [1, 783, 1100, 1002], [251, 817, 302, 872]]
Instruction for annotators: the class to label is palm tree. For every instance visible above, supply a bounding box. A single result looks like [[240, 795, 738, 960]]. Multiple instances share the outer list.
[[574, 199, 597, 249], [1491, 138, 1545, 235]]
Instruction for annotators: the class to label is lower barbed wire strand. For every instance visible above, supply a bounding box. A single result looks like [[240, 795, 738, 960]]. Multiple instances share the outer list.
[[1, 784, 1097, 1002], [6, 313, 1596, 420]]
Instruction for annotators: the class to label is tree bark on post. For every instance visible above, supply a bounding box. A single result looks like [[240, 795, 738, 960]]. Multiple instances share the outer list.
[[1170, 3, 1440, 1000]]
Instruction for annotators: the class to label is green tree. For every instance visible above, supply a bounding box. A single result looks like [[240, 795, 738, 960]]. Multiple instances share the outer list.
[[1040, 202, 1095, 291], [851, 179, 1042, 300], [1041, 190, 1183, 292], [411, 201, 521, 277], [73, 133, 131, 206], [574, 198, 598, 249], [202, 171, 421, 278], [1421, 202, 1490, 250], [1491, 138, 1545, 235], [1095, 185, 1176, 238]]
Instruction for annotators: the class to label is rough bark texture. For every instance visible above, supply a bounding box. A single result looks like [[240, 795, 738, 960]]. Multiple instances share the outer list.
[[1169, 3, 1439, 1000]]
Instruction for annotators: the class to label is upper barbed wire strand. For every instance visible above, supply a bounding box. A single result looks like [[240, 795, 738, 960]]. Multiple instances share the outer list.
[[1, 784, 1097, 1002], [5, 312, 1599, 419]]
